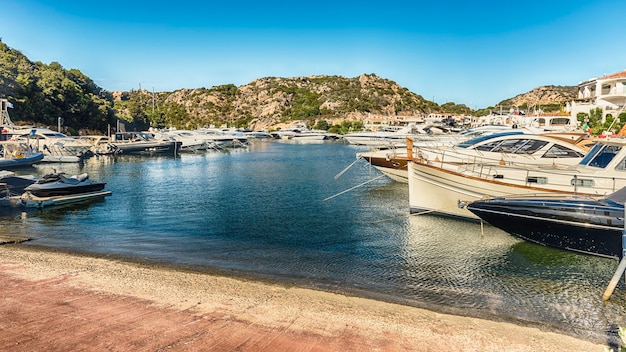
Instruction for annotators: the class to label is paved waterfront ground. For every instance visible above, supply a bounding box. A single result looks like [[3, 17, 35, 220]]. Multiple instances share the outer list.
[[0, 246, 606, 351]]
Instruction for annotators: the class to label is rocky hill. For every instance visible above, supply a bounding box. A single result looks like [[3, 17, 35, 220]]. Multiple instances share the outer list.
[[497, 85, 576, 112], [115, 74, 447, 130], [115, 77, 578, 131], [1, 38, 582, 133]]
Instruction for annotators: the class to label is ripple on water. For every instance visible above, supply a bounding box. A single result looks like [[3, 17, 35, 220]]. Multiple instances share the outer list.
[[3, 142, 625, 345]]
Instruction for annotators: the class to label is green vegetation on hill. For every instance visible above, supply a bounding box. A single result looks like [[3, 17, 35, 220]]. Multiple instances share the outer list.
[[0, 39, 584, 134], [0, 40, 116, 134], [113, 74, 444, 131]]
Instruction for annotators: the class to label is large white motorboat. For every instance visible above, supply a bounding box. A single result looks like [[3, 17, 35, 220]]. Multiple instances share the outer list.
[[1, 101, 92, 162], [271, 123, 330, 142], [343, 124, 431, 147], [9, 127, 94, 162], [243, 130, 274, 140], [77, 135, 118, 155], [195, 128, 249, 148], [413, 130, 589, 167], [154, 129, 208, 152], [360, 128, 589, 183], [408, 136, 626, 220], [110, 131, 182, 155]]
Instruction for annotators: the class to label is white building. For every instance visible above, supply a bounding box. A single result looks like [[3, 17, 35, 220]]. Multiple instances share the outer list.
[[569, 70, 626, 121]]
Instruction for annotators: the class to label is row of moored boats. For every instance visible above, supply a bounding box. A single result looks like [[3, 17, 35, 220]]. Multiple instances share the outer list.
[[357, 119, 626, 260], [3, 104, 626, 260], [0, 125, 341, 165]]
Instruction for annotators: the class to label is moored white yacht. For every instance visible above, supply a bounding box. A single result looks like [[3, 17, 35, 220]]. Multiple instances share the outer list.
[[9, 127, 94, 162], [359, 126, 586, 183], [110, 131, 182, 155], [408, 136, 626, 220], [271, 123, 330, 141], [343, 125, 427, 147], [1, 102, 92, 162], [77, 135, 118, 155], [243, 130, 274, 139], [154, 129, 208, 152], [195, 128, 249, 148], [413, 130, 588, 167]]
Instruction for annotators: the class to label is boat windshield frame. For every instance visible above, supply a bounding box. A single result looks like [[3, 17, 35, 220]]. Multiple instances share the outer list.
[[455, 131, 524, 149], [579, 143, 622, 169]]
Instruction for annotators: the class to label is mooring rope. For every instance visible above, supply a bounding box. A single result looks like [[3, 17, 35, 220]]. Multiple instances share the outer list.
[[370, 205, 461, 224], [334, 156, 362, 180], [323, 174, 385, 201]]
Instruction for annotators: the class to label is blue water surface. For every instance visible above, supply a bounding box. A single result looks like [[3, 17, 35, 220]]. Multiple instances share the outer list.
[[2, 140, 625, 345]]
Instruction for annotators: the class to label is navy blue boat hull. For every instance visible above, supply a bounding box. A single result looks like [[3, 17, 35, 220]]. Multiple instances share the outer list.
[[467, 198, 624, 259]]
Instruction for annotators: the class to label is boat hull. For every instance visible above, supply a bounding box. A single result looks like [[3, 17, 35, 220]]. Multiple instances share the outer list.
[[407, 161, 575, 220], [19, 190, 112, 209], [466, 198, 624, 259], [361, 154, 408, 183], [25, 182, 107, 197], [42, 155, 83, 163], [114, 141, 182, 154], [0, 153, 44, 168], [0, 173, 38, 195]]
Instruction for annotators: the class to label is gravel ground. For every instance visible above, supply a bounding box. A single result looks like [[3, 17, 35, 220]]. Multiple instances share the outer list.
[[0, 245, 608, 351]]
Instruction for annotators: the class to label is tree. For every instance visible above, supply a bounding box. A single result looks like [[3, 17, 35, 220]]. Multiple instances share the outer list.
[[314, 120, 329, 130], [0, 40, 115, 133]]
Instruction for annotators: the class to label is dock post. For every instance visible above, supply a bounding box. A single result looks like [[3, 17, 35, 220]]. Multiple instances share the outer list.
[[602, 207, 626, 301]]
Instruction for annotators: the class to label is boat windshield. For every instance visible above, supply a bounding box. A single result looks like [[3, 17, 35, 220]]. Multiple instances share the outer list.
[[579, 143, 622, 168], [455, 131, 524, 148], [542, 144, 585, 158], [474, 138, 549, 154], [43, 132, 68, 138]]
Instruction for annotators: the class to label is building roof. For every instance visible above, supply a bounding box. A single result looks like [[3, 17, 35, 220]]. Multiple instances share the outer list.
[[600, 70, 626, 80], [578, 69, 626, 85]]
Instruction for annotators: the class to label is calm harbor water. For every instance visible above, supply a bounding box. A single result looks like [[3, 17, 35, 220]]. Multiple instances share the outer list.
[[2, 140, 625, 345]]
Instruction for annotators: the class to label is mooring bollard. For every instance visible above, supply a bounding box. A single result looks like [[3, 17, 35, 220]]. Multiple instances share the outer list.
[[602, 206, 626, 301]]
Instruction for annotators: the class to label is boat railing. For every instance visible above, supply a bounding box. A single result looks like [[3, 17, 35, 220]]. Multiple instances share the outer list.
[[453, 159, 625, 194]]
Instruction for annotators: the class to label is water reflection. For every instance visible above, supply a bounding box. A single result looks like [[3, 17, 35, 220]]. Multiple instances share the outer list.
[[0, 142, 624, 345]]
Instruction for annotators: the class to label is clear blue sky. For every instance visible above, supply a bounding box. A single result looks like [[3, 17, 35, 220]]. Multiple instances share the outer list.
[[2, 0, 624, 108]]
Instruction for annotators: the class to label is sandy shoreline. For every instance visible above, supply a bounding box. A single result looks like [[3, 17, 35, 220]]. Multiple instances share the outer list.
[[0, 245, 609, 351]]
